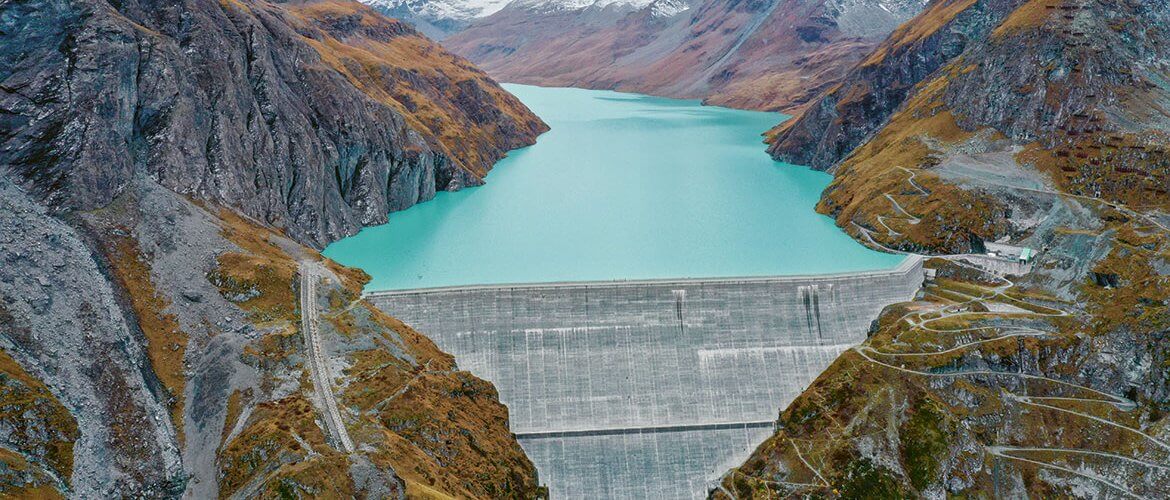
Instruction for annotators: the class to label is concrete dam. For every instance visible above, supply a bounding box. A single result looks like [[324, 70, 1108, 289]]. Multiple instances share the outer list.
[[366, 256, 924, 498]]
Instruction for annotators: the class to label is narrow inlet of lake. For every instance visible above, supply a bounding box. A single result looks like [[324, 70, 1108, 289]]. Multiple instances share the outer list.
[[323, 84, 904, 290]]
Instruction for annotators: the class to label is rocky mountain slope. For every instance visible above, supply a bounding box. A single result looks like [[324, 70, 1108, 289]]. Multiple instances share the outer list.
[[719, 0, 1170, 496], [2, 0, 546, 249], [0, 0, 546, 497], [442, 0, 925, 111], [766, 0, 1025, 169]]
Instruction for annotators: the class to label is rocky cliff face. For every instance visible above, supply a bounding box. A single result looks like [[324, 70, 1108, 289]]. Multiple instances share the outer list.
[[443, 0, 926, 111], [766, 0, 1026, 169], [695, 0, 928, 110], [719, 0, 1170, 497], [1, 0, 546, 497], [1, 0, 546, 248], [795, 0, 1170, 254]]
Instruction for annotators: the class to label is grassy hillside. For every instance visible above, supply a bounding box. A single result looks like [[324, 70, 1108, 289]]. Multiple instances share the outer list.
[[719, 0, 1170, 496]]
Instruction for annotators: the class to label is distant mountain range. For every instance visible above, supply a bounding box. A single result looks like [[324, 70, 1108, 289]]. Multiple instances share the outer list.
[[362, 0, 680, 38], [361, 0, 516, 38], [366, 0, 926, 111]]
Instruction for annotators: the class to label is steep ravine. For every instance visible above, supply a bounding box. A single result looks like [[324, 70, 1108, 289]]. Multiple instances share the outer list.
[[0, 0, 547, 497]]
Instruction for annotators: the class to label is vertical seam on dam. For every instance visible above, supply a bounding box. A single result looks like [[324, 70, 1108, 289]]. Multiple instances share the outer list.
[[366, 256, 924, 499]]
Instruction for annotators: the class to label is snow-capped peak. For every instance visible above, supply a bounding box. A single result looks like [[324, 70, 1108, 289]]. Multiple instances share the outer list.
[[507, 0, 659, 14], [647, 0, 687, 17], [363, 0, 515, 23]]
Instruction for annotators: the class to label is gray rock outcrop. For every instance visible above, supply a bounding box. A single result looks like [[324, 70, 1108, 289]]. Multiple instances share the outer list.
[[1, 0, 546, 248], [766, 0, 1026, 170]]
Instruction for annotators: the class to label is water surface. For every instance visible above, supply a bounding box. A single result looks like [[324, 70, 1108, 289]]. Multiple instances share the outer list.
[[324, 85, 902, 290]]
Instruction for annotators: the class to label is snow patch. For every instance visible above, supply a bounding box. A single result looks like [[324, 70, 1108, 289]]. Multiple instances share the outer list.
[[509, 0, 659, 13], [649, 0, 688, 18], [362, 0, 515, 23], [362, 0, 666, 24]]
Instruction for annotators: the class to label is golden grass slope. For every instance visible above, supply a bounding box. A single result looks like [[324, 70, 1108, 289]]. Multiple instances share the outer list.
[[0, 349, 78, 499], [210, 208, 542, 499], [271, 0, 548, 179], [723, 1, 1170, 496]]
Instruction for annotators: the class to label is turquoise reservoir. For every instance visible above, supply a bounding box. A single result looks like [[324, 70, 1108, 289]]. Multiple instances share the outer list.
[[323, 85, 903, 290]]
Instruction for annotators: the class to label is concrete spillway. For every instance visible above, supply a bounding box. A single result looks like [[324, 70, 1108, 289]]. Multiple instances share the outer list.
[[366, 256, 924, 498]]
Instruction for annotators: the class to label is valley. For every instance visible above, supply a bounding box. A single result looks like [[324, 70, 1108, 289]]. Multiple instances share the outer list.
[[372, 0, 928, 111], [322, 85, 902, 290], [321, 85, 917, 496], [1, 0, 1167, 497]]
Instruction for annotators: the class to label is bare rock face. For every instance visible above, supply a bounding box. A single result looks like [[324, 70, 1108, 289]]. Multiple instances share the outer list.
[[0, 137, 545, 499], [776, 0, 1170, 252], [767, 0, 1028, 169], [0, 176, 184, 497], [0, 0, 546, 248]]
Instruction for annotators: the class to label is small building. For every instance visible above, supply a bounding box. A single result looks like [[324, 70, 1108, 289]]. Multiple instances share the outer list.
[[984, 242, 1036, 264], [1018, 247, 1034, 265]]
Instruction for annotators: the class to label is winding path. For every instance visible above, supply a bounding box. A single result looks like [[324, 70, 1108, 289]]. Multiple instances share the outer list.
[[299, 260, 355, 453], [851, 259, 1170, 494], [986, 446, 1142, 499], [990, 446, 1170, 472], [855, 346, 1133, 409], [805, 166, 1169, 494]]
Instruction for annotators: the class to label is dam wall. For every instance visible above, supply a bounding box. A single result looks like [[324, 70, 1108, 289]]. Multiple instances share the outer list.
[[366, 256, 923, 498]]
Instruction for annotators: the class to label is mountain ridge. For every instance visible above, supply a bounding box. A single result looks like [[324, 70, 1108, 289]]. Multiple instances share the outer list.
[[441, 0, 926, 111]]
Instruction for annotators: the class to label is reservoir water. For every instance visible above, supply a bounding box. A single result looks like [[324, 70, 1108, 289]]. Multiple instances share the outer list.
[[324, 84, 903, 290]]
